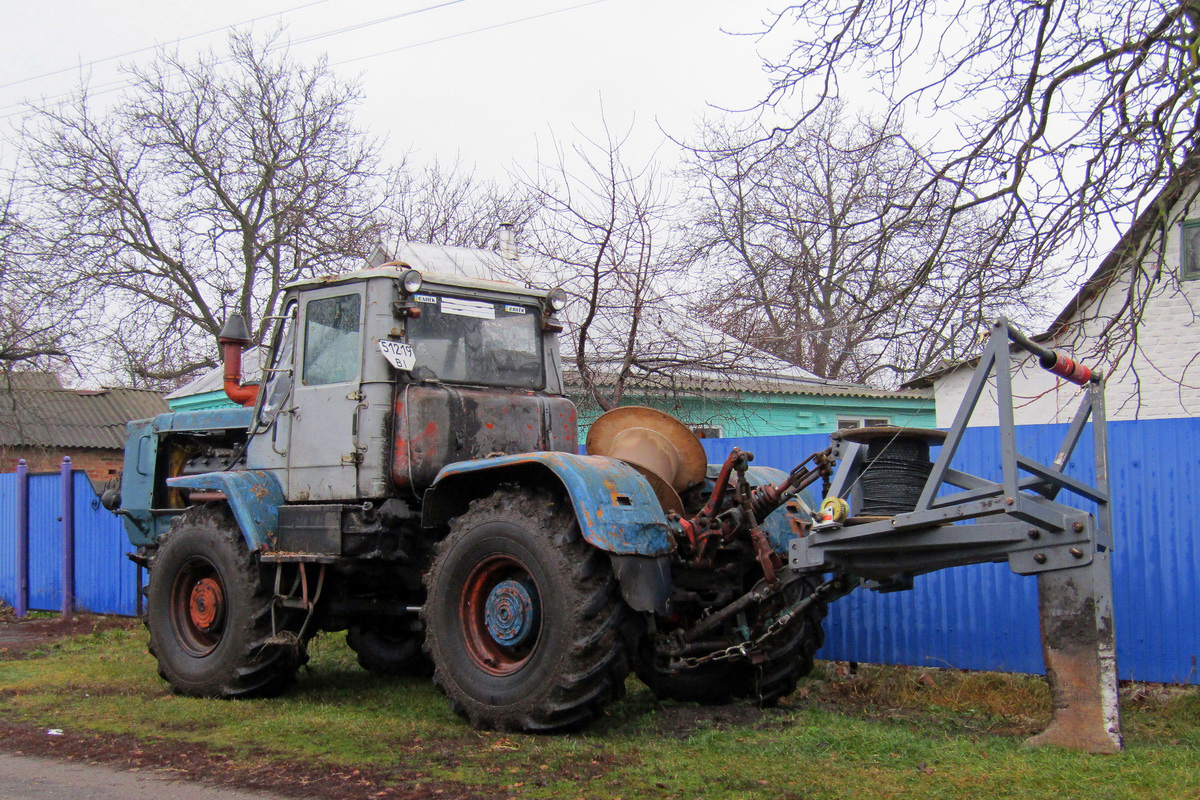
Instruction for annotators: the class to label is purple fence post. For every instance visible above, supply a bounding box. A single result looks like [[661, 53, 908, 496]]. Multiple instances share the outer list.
[[15, 459, 28, 618], [61, 456, 75, 620]]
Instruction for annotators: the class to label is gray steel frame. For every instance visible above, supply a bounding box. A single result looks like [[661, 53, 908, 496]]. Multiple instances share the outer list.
[[791, 319, 1112, 583]]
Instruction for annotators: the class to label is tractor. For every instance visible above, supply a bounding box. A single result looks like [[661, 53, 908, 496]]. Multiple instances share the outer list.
[[107, 257, 1121, 752]]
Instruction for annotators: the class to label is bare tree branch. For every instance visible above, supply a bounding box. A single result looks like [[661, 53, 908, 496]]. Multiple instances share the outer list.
[[15, 29, 386, 388]]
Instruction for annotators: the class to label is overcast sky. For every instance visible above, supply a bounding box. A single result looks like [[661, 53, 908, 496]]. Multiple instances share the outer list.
[[1, 0, 785, 175]]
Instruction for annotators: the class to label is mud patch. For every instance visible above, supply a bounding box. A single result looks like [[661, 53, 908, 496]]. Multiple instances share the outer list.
[[0, 613, 140, 659], [0, 719, 516, 800], [644, 702, 778, 738]]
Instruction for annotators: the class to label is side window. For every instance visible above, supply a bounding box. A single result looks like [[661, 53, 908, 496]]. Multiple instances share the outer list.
[[303, 294, 361, 386], [837, 416, 890, 430], [1182, 219, 1200, 281]]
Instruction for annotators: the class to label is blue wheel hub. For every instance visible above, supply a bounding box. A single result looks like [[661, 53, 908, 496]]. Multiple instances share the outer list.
[[483, 579, 538, 647]]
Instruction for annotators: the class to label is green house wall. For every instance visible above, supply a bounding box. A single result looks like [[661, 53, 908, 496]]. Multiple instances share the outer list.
[[573, 390, 934, 438], [171, 387, 934, 439]]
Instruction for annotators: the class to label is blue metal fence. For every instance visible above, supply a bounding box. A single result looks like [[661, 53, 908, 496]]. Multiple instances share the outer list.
[[700, 418, 1200, 684], [0, 466, 139, 617], [2, 418, 1197, 682]]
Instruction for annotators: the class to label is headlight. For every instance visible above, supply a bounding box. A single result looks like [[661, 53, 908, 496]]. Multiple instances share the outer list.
[[402, 270, 423, 293], [547, 287, 569, 312]]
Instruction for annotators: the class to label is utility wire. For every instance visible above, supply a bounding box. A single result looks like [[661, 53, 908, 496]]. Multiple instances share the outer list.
[[289, 0, 468, 47], [0, 0, 475, 122], [0, 0, 336, 93], [0, 0, 609, 123], [332, 0, 612, 66]]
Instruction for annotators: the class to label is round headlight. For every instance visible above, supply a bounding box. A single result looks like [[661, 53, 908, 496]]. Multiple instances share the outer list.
[[402, 270, 423, 293], [548, 287, 569, 312]]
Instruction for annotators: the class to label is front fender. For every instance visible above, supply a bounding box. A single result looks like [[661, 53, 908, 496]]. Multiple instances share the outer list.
[[166, 470, 285, 551], [425, 452, 673, 557]]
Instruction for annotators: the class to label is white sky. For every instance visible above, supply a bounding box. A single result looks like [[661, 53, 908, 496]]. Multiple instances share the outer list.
[[0, 0, 783, 175]]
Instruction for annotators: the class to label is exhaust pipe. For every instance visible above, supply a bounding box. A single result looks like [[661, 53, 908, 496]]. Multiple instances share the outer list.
[[218, 314, 259, 407]]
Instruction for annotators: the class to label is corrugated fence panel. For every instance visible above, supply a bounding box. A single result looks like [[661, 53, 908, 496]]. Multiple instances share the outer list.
[[700, 418, 1200, 684], [0, 470, 139, 616], [0, 473, 15, 604], [27, 473, 63, 612], [72, 472, 139, 616]]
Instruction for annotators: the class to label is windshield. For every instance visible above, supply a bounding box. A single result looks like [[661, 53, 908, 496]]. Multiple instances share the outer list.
[[406, 294, 543, 389]]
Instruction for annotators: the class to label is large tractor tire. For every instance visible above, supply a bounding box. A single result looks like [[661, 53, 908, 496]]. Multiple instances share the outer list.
[[424, 487, 632, 732], [146, 505, 305, 698], [637, 575, 827, 707], [346, 624, 432, 677]]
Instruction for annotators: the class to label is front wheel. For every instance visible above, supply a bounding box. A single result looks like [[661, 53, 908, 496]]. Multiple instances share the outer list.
[[146, 506, 303, 698], [424, 488, 632, 732]]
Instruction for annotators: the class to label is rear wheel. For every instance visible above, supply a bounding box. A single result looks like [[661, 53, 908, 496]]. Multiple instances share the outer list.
[[346, 624, 431, 676], [147, 505, 304, 698], [424, 488, 632, 732], [637, 575, 827, 707]]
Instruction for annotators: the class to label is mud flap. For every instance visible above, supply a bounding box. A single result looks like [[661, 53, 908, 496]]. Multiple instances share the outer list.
[[1026, 549, 1122, 754]]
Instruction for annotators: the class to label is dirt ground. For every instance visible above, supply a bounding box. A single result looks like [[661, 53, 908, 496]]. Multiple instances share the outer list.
[[0, 611, 137, 659], [0, 611, 601, 799]]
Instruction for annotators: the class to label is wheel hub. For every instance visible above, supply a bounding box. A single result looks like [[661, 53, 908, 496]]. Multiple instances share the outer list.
[[460, 554, 543, 676], [188, 577, 224, 633], [484, 579, 536, 646]]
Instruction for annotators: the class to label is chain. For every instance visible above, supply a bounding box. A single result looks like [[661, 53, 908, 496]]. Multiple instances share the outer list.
[[667, 575, 850, 670]]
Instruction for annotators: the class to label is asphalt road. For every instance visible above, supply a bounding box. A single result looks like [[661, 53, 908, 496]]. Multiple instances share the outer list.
[[0, 753, 292, 800]]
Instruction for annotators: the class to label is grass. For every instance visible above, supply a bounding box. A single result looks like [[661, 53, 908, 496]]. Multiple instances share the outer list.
[[1, 622, 1198, 800]]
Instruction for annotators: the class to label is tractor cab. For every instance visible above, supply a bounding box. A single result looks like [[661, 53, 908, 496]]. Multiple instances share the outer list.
[[243, 266, 576, 504]]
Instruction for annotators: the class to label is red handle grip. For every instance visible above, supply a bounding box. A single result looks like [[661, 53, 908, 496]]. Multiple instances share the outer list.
[[1044, 352, 1093, 385]]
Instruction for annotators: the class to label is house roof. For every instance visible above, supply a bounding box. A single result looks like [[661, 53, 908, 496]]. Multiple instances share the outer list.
[[900, 330, 1054, 389], [567, 367, 930, 400], [904, 151, 1200, 389], [0, 375, 168, 450], [1048, 152, 1200, 335]]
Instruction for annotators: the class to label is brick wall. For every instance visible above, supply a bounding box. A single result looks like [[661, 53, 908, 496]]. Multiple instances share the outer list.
[[932, 205, 1200, 426], [2, 446, 125, 487]]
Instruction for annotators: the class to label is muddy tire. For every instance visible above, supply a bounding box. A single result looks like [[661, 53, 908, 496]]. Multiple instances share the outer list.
[[424, 487, 632, 732], [146, 505, 304, 698], [637, 575, 827, 707], [346, 625, 432, 676]]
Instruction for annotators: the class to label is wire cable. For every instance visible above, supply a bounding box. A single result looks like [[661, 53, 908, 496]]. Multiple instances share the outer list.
[[0, 0, 336, 93], [332, 0, 613, 67], [0, 0, 475, 121]]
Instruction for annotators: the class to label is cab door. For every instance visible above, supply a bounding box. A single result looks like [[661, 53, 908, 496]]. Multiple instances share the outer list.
[[287, 285, 366, 501]]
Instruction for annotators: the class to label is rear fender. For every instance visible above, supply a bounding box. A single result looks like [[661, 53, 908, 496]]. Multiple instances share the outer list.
[[166, 470, 285, 551], [425, 452, 673, 556]]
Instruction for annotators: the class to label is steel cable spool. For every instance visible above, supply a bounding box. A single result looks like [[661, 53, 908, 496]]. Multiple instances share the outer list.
[[839, 427, 947, 517]]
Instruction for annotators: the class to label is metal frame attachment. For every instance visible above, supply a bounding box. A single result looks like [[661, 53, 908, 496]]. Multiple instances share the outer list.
[[791, 319, 1122, 753]]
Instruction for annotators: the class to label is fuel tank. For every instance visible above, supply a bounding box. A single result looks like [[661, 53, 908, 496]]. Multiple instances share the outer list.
[[392, 384, 578, 492]]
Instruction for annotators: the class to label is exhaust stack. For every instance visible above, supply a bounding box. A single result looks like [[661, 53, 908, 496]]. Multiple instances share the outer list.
[[218, 314, 258, 407]]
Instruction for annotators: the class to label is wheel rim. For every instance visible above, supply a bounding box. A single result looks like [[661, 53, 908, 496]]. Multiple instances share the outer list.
[[459, 554, 542, 676], [170, 556, 226, 657]]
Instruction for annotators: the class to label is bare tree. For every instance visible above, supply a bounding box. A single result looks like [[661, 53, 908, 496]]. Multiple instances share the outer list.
[[380, 158, 541, 250], [752, 0, 1200, 372], [518, 126, 764, 414], [0, 180, 77, 374], [686, 106, 1052, 385], [16, 30, 385, 387]]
